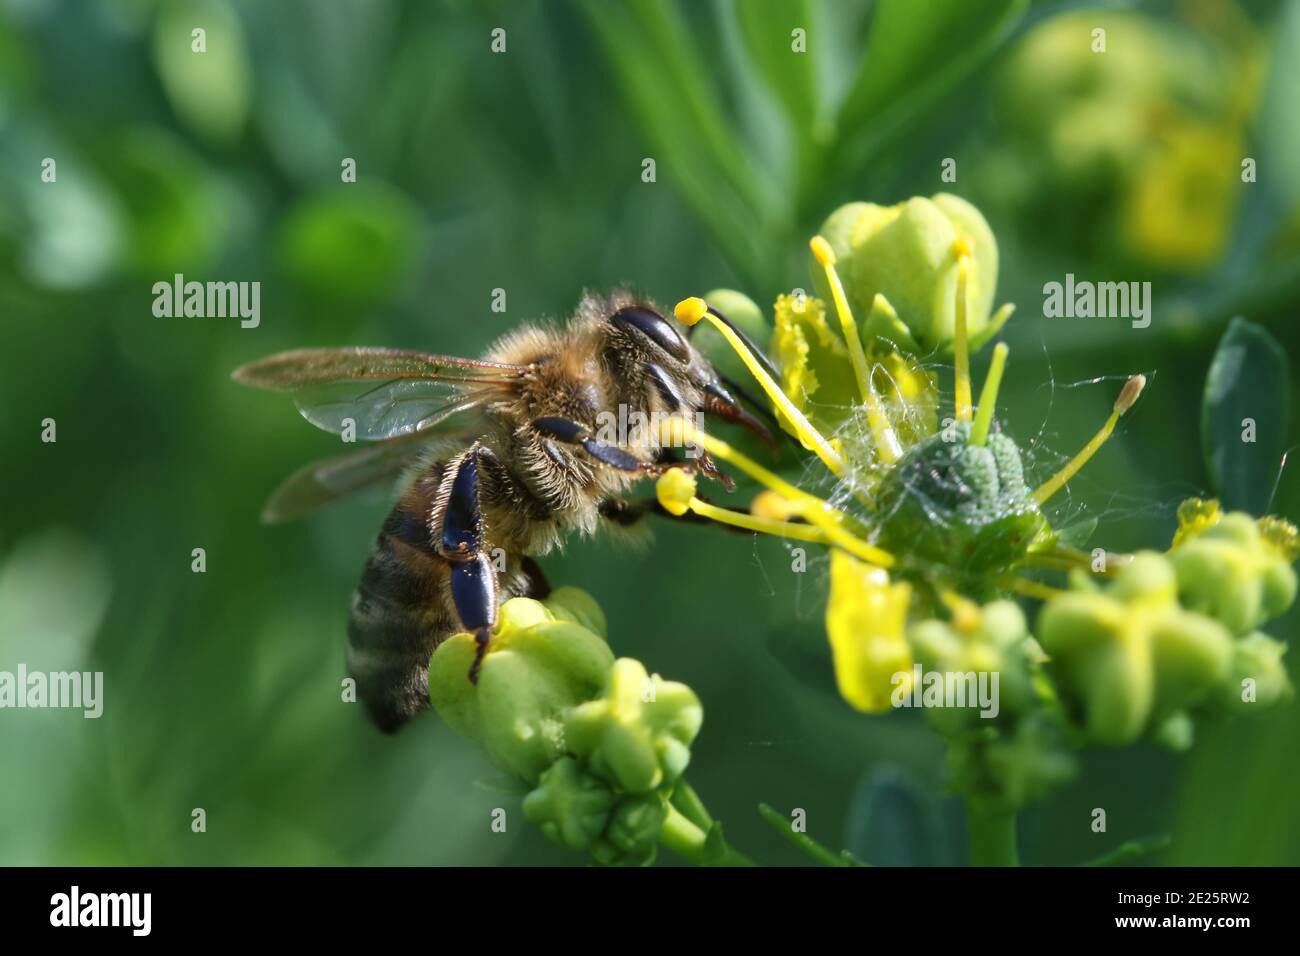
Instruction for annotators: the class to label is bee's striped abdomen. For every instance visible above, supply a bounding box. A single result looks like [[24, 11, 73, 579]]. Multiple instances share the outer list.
[[347, 513, 456, 732], [346, 491, 544, 733]]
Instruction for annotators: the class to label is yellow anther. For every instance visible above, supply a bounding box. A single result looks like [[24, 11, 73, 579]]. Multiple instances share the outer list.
[[809, 234, 837, 267], [1114, 374, 1146, 415], [952, 234, 974, 259], [655, 468, 696, 516], [673, 297, 709, 326], [675, 295, 846, 477], [751, 489, 804, 521]]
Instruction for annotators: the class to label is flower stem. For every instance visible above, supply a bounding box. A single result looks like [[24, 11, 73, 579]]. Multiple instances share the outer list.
[[658, 804, 754, 866], [757, 803, 867, 866], [965, 799, 1019, 866]]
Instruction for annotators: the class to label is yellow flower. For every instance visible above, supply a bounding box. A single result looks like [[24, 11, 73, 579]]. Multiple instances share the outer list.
[[825, 550, 913, 713], [1121, 120, 1242, 269]]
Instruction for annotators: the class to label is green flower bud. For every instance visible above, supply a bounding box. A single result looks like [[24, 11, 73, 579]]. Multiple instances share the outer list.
[[876, 421, 1045, 586], [543, 585, 608, 639], [522, 757, 615, 852], [811, 194, 1010, 354], [947, 714, 1076, 812], [1151, 711, 1195, 752], [1148, 611, 1232, 715], [1038, 588, 1153, 746], [1170, 513, 1298, 634], [428, 594, 615, 783], [590, 794, 668, 867], [1038, 553, 1234, 746], [1215, 633, 1293, 714], [906, 600, 1036, 737], [565, 658, 703, 794]]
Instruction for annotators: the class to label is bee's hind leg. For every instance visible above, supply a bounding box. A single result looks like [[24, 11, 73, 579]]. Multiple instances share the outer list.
[[449, 555, 497, 683], [436, 442, 501, 683]]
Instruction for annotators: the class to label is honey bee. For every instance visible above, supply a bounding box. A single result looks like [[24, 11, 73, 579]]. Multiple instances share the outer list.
[[233, 291, 775, 732]]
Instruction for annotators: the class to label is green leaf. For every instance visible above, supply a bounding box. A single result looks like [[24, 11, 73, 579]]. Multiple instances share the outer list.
[[1201, 318, 1291, 514], [734, 0, 820, 132], [1259, 0, 1300, 212], [578, 0, 786, 283], [833, 0, 1028, 168]]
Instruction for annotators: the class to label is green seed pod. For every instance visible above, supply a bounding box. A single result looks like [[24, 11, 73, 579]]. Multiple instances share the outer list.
[[428, 595, 616, 783], [522, 757, 615, 852], [811, 194, 1009, 354], [564, 658, 703, 794], [876, 421, 1045, 586]]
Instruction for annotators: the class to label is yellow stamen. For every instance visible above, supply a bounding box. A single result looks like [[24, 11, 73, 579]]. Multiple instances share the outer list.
[[800, 501, 895, 566], [1031, 375, 1146, 506], [664, 417, 817, 508], [810, 236, 902, 464], [969, 342, 1008, 447], [661, 419, 894, 567], [952, 247, 973, 422], [690, 498, 830, 544], [675, 296, 845, 478]]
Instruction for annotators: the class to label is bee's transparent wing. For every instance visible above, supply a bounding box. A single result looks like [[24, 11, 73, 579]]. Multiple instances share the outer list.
[[232, 347, 526, 441], [259, 431, 436, 524]]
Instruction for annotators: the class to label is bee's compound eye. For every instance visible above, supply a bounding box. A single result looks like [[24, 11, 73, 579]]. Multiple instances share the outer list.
[[610, 307, 690, 362]]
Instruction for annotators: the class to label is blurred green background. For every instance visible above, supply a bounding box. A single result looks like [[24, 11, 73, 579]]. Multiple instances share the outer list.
[[1, 0, 1297, 866]]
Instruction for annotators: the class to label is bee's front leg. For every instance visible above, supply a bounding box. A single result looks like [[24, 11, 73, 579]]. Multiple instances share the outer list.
[[532, 416, 648, 473], [435, 442, 499, 682]]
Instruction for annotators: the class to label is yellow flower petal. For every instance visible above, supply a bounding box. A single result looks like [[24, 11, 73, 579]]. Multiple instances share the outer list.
[[825, 550, 913, 713]]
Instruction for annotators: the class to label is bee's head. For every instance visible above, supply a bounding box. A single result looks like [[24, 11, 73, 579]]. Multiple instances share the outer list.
[[601, 300, 776, 456]]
